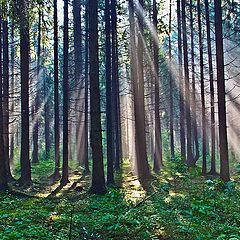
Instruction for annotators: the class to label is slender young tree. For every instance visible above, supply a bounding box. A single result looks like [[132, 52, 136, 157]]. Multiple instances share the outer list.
[[153, 0, 162, 172], [61, 0, 69, 185], [89, 0, 106, 194], [214, 0, 230, 182]]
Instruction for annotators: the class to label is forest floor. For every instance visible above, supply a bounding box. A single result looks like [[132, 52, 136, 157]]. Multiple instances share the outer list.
[[1, 159, 240, 240]]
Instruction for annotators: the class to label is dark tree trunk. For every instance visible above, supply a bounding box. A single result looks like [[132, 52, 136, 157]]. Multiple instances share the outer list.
[[61, 0, 69, 185], [9, 23, 14, 165], [214, 0, 230, 182], [53, 0, 60, 180], [44, 69, 51, 159], [111, 0, 121, 170], [19, 0, 31, 184], [0, 14, 8, 190], [182, 0, 193, 166], [84, 0, 90, 173], [197, 0, 207, 175], [205, 0, 216, 175], [153, 0, 162, 172], [105, 0, 114, 185], [177, 0, 186, 161], [89, 0, 106, 194]]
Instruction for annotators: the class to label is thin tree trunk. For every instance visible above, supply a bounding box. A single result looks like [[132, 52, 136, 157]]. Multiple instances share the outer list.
[[182, 0, 193, 166], [189, 0, 199, 164], [105, 0, 114, 185], [61, 0, 69, 185], [205, 0, 216, 175], [111, 0, 121, 170], [32, 9, 41, 164], [84, 0, 90, 173], [169, 0, 174, 158], [177, 0, 186, 161], [9, 22, 14, 165], [53, 0, 60, 180], [0, 12, 8, 190], [2, 14, 13, 181], [214, 0, 230, 182], [153, 0, 162, 172], [197, 0, 207, 175]]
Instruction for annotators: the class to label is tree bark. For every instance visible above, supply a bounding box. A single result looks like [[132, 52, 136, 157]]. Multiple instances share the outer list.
[[89, 0, 106, 194], [61, 0, 69, 185], [214, 0, 230, 182], [205, 0, 216, 175], [105, 0, 114, 185], [19, 0, 31, 184], [182, 0, 194, 166], [177, 0, 186, 161], [153, 0, 162, 172], [0, 12, 8, 190]]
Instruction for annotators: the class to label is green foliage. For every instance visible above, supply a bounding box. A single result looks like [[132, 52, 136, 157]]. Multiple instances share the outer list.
[[1, 160, 240, 239]]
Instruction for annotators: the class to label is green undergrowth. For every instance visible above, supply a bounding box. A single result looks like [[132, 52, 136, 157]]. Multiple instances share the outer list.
[[1, 159, 240, 239]]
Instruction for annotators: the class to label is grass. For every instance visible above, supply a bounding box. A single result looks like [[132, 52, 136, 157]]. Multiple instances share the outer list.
[[1, 159, 240, 239]]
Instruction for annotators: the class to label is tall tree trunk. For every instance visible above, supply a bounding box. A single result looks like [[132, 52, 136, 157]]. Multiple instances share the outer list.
[[53, 0, 60, 180], [153, 0, 162, 172], [169, 0, 174, 158], [32, 8, 41, 164], [9, 23, 15, 165], [89, 0, 106, 194], [61, 0, 69, 185], [0, 12, 8, 190], [44, 68, 51, 159], [73, 0, 84, 165], [214, 0, 230, 182], [182, 0, 193, 166], [19, 0, 31, 184], [111, 0, 121, 169], [197, 0, 207, 175], [105, 0, 114, 185], [2, 12, 13, 181], [177, 0, 186, 161], [205, 0, 216, 175], [84, 0, 90, 173], [133, 0, 150, 180], [189, 0, 199, 164]]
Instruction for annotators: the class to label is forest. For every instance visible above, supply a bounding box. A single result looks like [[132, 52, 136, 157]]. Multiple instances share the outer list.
[[0, 0, 240, 239]]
